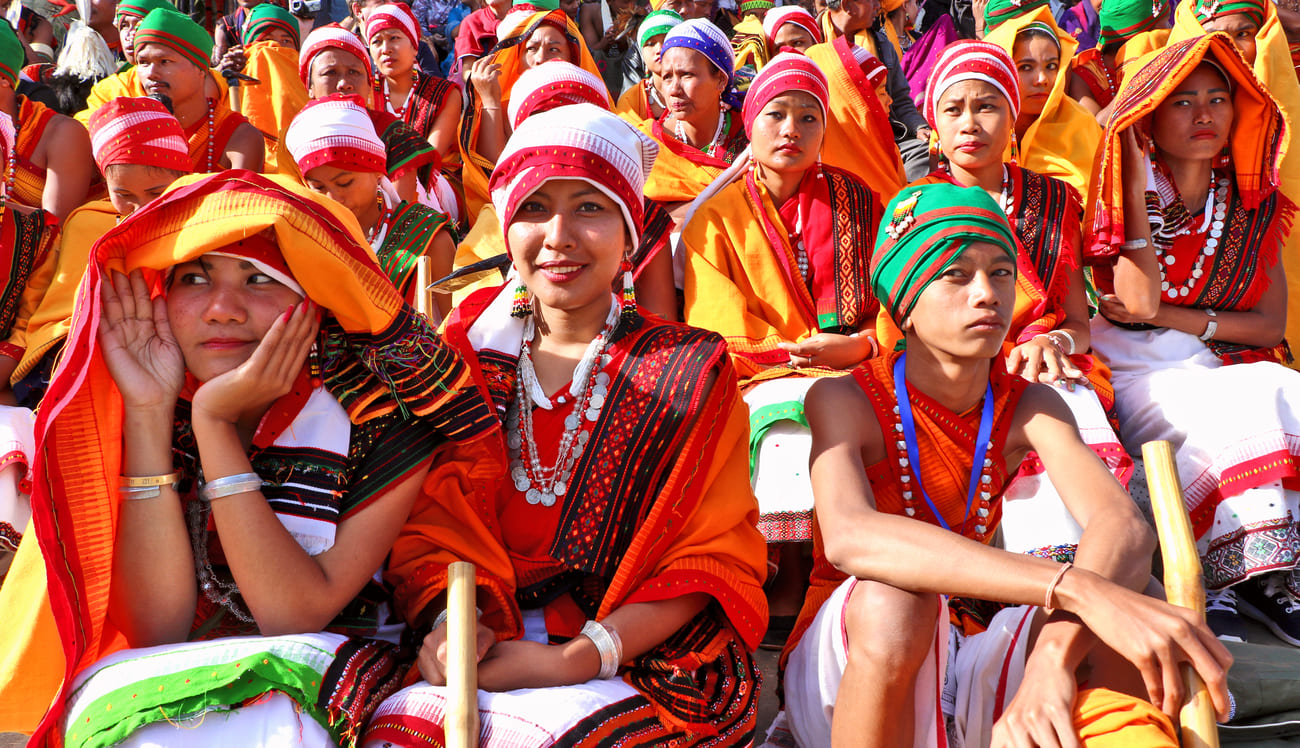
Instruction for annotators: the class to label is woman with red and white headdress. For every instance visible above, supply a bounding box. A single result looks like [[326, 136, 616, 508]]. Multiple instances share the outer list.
[[367, 104, 766, 748], [888, 39, 1131, 581], [286, 93, 458, 321], [365, 3, 464, 186], [679, 52, 881, 645]]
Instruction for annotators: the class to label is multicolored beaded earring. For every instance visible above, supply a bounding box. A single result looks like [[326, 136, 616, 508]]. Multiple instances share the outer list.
[[511, 283, 533, 318], [620, 258, 637, 324]]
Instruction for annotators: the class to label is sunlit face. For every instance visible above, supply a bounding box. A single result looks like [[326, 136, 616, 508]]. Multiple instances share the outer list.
[[641, 33, 667, 76], [105, 163, 182, 217], [302, 164, 383, 221], [308, 49, 373, 105], [873, 77, 892, 111], [772, 22, 815, 52], [369, 27, 416, 77], [1012, 34, 1060, 118], [523, 24, 572, 68], [904, 242, 1015, 360], [507, 178, 632, 316], [116, 13, 142, 62], [933, 79, 1012, 173], [749, 91, 824, 176], [659, 46, 727, 127], [832, 0, 879, 34], [166, 253, 304, 382], [1151, 64, 1234, 163], [559, 0, 580, 19], [1205, 15, 1259, 65], [136, 43, 207, 105]]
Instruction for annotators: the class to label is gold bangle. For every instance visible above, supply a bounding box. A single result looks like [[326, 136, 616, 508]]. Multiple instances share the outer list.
[[119, 472, 181, 488]]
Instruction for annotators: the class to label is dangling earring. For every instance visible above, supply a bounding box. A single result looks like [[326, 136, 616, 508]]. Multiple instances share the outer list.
[[620, 258, 637, 324], [1215, 145, 1231, 170], [308, 341, 322, 388], [1008, 132, 1020, 166], [511, 283, 533, 318]]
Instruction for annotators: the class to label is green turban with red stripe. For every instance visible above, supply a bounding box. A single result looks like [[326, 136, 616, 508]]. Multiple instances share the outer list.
[[116, 0, 175, 21], [983, 0, 1051, 31], [243, 3, 301, 47], [1099, 0, 1166, 47], [870, 182, 1017, 326], [1194, 0, 1266, 28], [0, 21, 22, 85], [134, 8, 214, 69]]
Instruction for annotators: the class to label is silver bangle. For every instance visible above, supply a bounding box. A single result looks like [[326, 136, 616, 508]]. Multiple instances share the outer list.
[[199, 472, 264, 503], [1052, 329, 1076, 356], [1121, 237, 1149, 251], [580, 619, 623, 680], [119, 484, 176, 500], [1200, 308, 1218, 342], [432, 606, 482, 631]]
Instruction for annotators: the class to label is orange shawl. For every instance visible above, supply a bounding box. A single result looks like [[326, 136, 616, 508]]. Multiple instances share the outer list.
[[636, 113, 747, 206], [75, 67, 232, 127], [12, 96, 59, 209], [240, 40, 309, 177], [615, 78, 653, 122], [1169, 6, 1300, 362], [681, 164, 881, 382], [0, 172, 491, 743], [805, 37, 906, 200]]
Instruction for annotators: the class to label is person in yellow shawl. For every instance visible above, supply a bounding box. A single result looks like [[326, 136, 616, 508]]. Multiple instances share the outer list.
[[637, 19, 748, 213], [77, 9, 266, 174], [231, 3, 310, 177], [460, 4, 601, 226], [775, 180, 1230, 748], [365, 104, 767, 748], [680, 53, 882, 648], [614, 9, 681, 123], [1068, 0, 1171, 121], [0, 169, 496, 746], [986, 8, 1103, 199], [1168, 0, 1300, 365], [731, 0, 773, 71]]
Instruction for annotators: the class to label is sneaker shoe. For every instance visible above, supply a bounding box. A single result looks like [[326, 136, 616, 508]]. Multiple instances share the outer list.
[[1204, 587, 1248, 643], [1237, 574, 1300, 647]]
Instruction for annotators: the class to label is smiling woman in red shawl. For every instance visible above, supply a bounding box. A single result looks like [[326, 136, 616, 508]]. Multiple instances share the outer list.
[[1086, 34, 1300, 644], [887, 40, 1133, 574], [365, 104, 767, 748], [682, 53, 881, 546], [0, 171, 495, 746]]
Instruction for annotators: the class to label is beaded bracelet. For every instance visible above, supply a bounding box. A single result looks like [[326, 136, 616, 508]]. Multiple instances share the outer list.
[[199, 472, 264, 503], [581, 619, 623, 680]]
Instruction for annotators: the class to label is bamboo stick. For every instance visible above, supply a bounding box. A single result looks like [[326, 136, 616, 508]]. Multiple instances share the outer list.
[[1142, 440, 1219, 748], [445, 561, 479, 748], [416, 255, 433, 320]]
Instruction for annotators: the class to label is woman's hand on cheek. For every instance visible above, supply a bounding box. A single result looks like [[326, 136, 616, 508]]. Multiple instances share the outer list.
[[98, 268, 185, 412], [191, 299, 320, 426]]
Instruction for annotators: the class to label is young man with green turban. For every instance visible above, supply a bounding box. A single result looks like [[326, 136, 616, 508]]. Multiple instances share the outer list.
[[0, 20, 94, 222], [129, 8, 264, 172], [774, 182, 1233, 748], [113, 0, 175, 65]]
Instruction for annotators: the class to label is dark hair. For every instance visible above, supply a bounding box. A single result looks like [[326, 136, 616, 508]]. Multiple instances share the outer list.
[[1014, 27, 1060, 48], [46, 72, 98, 117]]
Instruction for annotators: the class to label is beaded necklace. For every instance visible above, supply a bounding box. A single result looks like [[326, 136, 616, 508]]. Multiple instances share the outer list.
[[891, 354, 996, 539], [366, 190, 391, 246], [1151, 168, 1230, 301], [997, 165, 1014, 215], [0, 141, 14, 206], [506, 297, 619, 507], [674, 109, 728, 159], [204, 98, 216, 171], [384, 71, 418, 120]]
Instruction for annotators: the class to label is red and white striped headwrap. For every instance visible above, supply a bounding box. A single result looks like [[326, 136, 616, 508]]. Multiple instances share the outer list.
[[299, 23, 373, 84], [365, 2, 420, 49], [491, 103, 658, 252], [285, 94, 388, 176], [924, 40, 1020, 127], [741, 51, 828, 137], [507, 60, 612, 129], [88, 96, 192, 174], [761, 6, 822, 46], [849, 44, 888, 87]]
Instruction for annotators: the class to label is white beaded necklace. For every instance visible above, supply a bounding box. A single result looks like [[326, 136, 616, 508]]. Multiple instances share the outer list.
[[998, 165, 1014, 216], [674, 109, 726, 157], [1158, 173, 1230, 301], [506, 297, 619, 507]]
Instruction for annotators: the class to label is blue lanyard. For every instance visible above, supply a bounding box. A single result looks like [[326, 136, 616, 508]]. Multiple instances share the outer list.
[[892, 354, 995, 534]]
